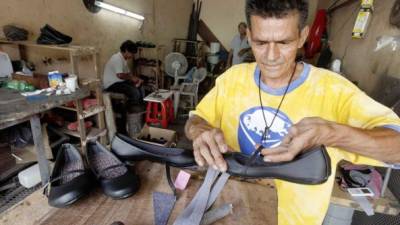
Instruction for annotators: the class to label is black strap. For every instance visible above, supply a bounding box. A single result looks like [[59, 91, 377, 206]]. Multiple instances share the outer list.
[[242, 145, 264, 175], [43, 169, 85, 196], [166, 164, 177, 197]]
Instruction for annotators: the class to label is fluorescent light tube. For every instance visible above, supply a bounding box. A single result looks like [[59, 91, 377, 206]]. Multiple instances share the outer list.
[[94, 1, 145, 21]]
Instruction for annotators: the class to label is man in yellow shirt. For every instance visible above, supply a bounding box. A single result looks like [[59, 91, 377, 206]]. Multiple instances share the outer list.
[[185, 0, 400, 224]]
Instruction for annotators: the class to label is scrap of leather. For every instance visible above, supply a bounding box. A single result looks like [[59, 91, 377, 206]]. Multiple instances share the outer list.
[[390, 0, 400, 28]]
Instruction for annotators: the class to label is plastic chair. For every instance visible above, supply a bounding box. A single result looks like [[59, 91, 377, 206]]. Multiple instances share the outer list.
[[177, 68, 207, 110]]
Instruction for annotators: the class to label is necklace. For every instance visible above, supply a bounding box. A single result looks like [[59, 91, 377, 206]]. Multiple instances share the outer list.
[[242, 63, 298, 173], [258, 63, 297, 143]]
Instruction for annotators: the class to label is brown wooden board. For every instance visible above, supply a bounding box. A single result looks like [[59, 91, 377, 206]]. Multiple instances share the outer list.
[[0, 162, 278, 225], [198, 19, 227, 52], [0, 88, 25, 104], [0, 87, 90, 125]]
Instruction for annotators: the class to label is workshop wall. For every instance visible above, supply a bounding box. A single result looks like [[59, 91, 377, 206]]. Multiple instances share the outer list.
[[199, 0, 319, 51], [318, 0, 400, 104], [0, 0, 191, 79]]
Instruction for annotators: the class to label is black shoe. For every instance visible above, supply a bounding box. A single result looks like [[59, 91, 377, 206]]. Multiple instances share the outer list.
[[224, 146, 331, 184], [86, 141, 140, 199], [45, 144, 92, 208], [111, 133, 196, 168]]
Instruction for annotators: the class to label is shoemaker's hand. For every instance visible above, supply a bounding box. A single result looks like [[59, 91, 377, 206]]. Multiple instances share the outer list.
[[261, 117, 336, 162], [192, 128, 229, 171], [131, 76, 143, 87]]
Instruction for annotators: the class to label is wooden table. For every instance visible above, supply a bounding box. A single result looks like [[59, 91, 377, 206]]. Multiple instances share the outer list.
[[0, 87, 89, 184], [330, 176, 400, 216], [0, 162, 278, 225]]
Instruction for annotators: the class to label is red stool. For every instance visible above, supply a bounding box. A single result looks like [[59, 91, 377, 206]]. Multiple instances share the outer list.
[[144, 90, 174, 128]]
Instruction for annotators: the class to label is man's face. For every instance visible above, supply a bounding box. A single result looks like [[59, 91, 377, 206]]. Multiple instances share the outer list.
[[247, 13, 309, 81], [238, 24, 247, 36], [122, 51, 134, 60]]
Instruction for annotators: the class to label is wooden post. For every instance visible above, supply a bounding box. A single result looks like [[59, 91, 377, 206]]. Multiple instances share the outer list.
[[75, 99, 87, 153], [30, 115, 50, 184], [103, 93, 116, 142]]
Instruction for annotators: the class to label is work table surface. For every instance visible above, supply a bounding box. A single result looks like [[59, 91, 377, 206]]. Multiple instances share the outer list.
[[0, 87, 89, 127], [0, 162, 278, 225]]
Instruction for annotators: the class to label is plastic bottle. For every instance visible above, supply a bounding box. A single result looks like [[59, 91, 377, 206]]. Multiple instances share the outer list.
[[18, 162, 53, 188]]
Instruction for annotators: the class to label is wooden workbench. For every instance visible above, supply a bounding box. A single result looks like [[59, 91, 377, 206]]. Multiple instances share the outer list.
[[0, 162, 278, 225], [330, 175, 400, 216], [0, 87, 90, 184]]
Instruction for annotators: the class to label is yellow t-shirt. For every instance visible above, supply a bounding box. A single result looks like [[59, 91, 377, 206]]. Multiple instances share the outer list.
[[191, 62, 400, 225]]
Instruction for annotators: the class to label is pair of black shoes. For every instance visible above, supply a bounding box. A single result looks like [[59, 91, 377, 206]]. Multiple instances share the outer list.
[[46, 142, 140, 208], [37, 24, 72, 45]]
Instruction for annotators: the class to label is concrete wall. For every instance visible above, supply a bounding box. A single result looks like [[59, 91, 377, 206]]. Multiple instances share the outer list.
[[0, 0, 191, 78], [200, 0, 319, 51], [318, 0, 400, 104]]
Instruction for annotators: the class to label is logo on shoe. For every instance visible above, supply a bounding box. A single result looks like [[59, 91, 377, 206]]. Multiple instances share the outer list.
[[238, 106, 292, 155]]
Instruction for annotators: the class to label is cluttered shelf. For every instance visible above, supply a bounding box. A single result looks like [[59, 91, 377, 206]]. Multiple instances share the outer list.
[[0, 39, 97, 56], [0, 38, 107, 153]]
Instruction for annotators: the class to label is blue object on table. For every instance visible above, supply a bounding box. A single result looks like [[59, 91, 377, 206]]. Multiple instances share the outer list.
[[153, 191, 176, 225], [26, 94, 48, 102]]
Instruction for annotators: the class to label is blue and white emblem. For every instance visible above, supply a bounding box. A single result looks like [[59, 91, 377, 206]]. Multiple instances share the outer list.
[[238, 106, 292, 155]]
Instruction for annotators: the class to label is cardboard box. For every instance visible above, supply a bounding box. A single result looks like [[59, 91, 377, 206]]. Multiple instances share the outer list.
[[12, 73, 49, 89], [135, 124, 177, 147]]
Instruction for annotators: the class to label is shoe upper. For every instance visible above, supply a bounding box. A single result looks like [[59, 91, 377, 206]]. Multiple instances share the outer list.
[[111, 133, 196, 168], [86, 141, 140, 199], [47, 144, 92, 208]]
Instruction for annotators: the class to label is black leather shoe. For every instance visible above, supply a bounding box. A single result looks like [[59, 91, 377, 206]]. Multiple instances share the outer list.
[[111, 133, 196, 168], [224, 146, 331, 184], [46, 144, 92, 208], [86, 141, 140, 199]]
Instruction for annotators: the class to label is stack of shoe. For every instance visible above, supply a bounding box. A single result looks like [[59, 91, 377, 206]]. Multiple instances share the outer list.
[[37, 24, 72, 45], [45, 142, 140, 208], [135, 41, 156, 48], [3, 25, 28, 41]]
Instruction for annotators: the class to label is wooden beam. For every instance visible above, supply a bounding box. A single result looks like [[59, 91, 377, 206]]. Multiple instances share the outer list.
[[29, 115, 50, 184], [198, 19, 227, 52]]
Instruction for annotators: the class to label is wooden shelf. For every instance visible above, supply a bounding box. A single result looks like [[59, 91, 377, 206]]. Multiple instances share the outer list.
[[57, 105, 77, 111], [79, 106, 105, 119], [57, 126, 107, 141], [1, 39, 107, 152], [56, 105, 105, 119], [0, 39, 97, 56]]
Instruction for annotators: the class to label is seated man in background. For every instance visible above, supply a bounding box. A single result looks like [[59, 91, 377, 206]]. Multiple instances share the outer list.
[[103, 40, 144, 112]]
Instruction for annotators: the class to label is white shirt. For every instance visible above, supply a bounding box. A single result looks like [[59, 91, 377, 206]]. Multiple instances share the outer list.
[[103, 52, 130, 89], [0, 52, 13, 78], [230, 34, 250, 65]]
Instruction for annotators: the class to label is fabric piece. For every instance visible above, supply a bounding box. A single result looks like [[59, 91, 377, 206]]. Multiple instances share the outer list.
[[200, 203, 233, 225], [230, 34, 250, 65], [88, 151, 127, 179], [205, 172, 230, 210], [153, 192, 176, 225], [103, 52, 130, 89], [174, 170, 191, 191], [173, 168, 230, 225], [190, 62, 400, 225]]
